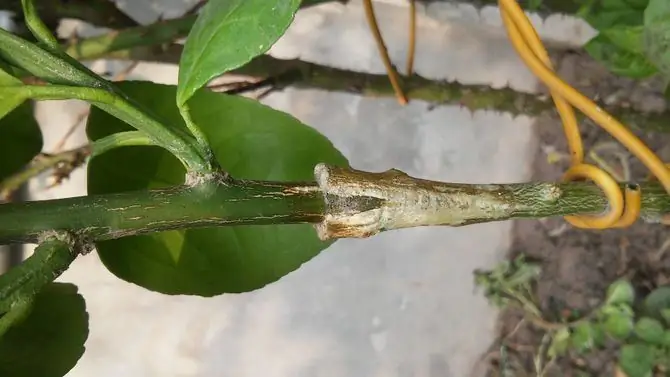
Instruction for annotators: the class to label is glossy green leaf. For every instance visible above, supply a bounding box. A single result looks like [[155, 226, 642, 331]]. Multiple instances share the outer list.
[[177, 0, 301, 105], [619, 344, 655, 377], [0, 60, 27, 120], [87, 81, 348, 296], [0, 102, 43, 182], [606, 279, 636, 306], [585, 33, 657, 78], [644, 286, 670, 320], [0, 283, 88, 377], [635, 317, 665, 344]]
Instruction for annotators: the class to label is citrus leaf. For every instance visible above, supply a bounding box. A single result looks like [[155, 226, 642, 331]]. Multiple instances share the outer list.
[[619, 343, 655, 377], [177, 0, 301, 106], [635, 317, 665, 344], [0, 60, 28, 120], [0, 102, 43, 182], [0, 283, 88, 377], [87, 81, 348, 295]]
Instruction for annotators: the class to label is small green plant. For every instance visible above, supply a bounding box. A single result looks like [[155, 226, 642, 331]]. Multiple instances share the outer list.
[[476, 257, 670, 377]]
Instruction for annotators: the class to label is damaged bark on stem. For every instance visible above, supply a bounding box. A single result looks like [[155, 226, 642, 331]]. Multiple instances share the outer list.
[[1, 164, 670, 246]]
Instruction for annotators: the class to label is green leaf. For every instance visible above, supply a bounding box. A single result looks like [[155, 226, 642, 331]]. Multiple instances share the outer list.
[[584, 33, 658, 78], [606, 279, 636, 306], [635, 317, 666, 344], [0, 60, 27, 120], [601, 25, 646, 54], [619, 344, 655, 377], [548, 327, 571, 358], [581, 2, 645, 31], [643, 0, 670, 79], [177, 0, 301, 106], [644, 286, 670, 320], [0, 102, 43, 182], [0, 283, 89, 377], [644, 0, 670, 24], [603, 306, 634, 340], [571, 322, 604, 353], [661, 308, 670, 325], [662, 330, 670, 346], [87, 81, 348, 296]]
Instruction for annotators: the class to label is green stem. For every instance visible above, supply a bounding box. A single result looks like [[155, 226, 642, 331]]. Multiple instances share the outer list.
[[20, 0, 60, 50], [91, 131, 154, 157], [2, 0, 138, 31], [7, 85, 209, 172], [0, 235, 75, 314], [65, 15, 197, 61], [0, 145, 90, 200], [178, 103, 217, 168], [0, 164, 669, 245], [0, 179, 325, 244], [0, 28, 211, 172]]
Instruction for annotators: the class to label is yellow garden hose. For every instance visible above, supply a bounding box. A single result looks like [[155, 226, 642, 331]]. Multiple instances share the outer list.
[[499, 0, 670, 229]]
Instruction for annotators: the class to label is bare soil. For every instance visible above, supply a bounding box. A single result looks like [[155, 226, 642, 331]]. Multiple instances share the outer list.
[[479, 51, 670, 376]]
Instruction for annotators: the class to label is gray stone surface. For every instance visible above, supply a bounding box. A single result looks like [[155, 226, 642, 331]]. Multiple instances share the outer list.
[[11, 1, 594, 376]]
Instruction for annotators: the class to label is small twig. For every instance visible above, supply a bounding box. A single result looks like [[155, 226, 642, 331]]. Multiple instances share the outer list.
[[362, 0, 408, 105], [211, 77, 276, 95], [184, 0, 208, 16], [113, 61, 140, 82], [53, 110, 89, 153], [406, 0, 416, 76], [0, 145, 91, 200]]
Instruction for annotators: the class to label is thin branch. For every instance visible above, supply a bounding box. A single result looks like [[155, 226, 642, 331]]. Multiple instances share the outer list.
[[406, 0, 417, 76], [53, 17, 670, 134], [0, 163, 669, 246], [0, 145, 91, 201], [3, 0, 138, 31]]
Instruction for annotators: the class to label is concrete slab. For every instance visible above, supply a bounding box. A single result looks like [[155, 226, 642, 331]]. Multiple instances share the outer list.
[[12, 1, 594, 376]]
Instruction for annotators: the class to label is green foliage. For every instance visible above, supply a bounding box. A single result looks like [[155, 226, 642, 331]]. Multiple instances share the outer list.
[[577, 0, 670, 79], [578, 0, 647, 31], [477, 258, 670, 376], [87, 81, 348, 296], [619, 343, 656, 377], [642, 0, 670, 81], [0, 283, 88, 377], [0, 60, 42, 183], [474, 255, 541, 309], [0, 102, 42, 183], [177, 0, 301, 106], [644, 286, 670, 320], [607, 279, 636, 306]]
